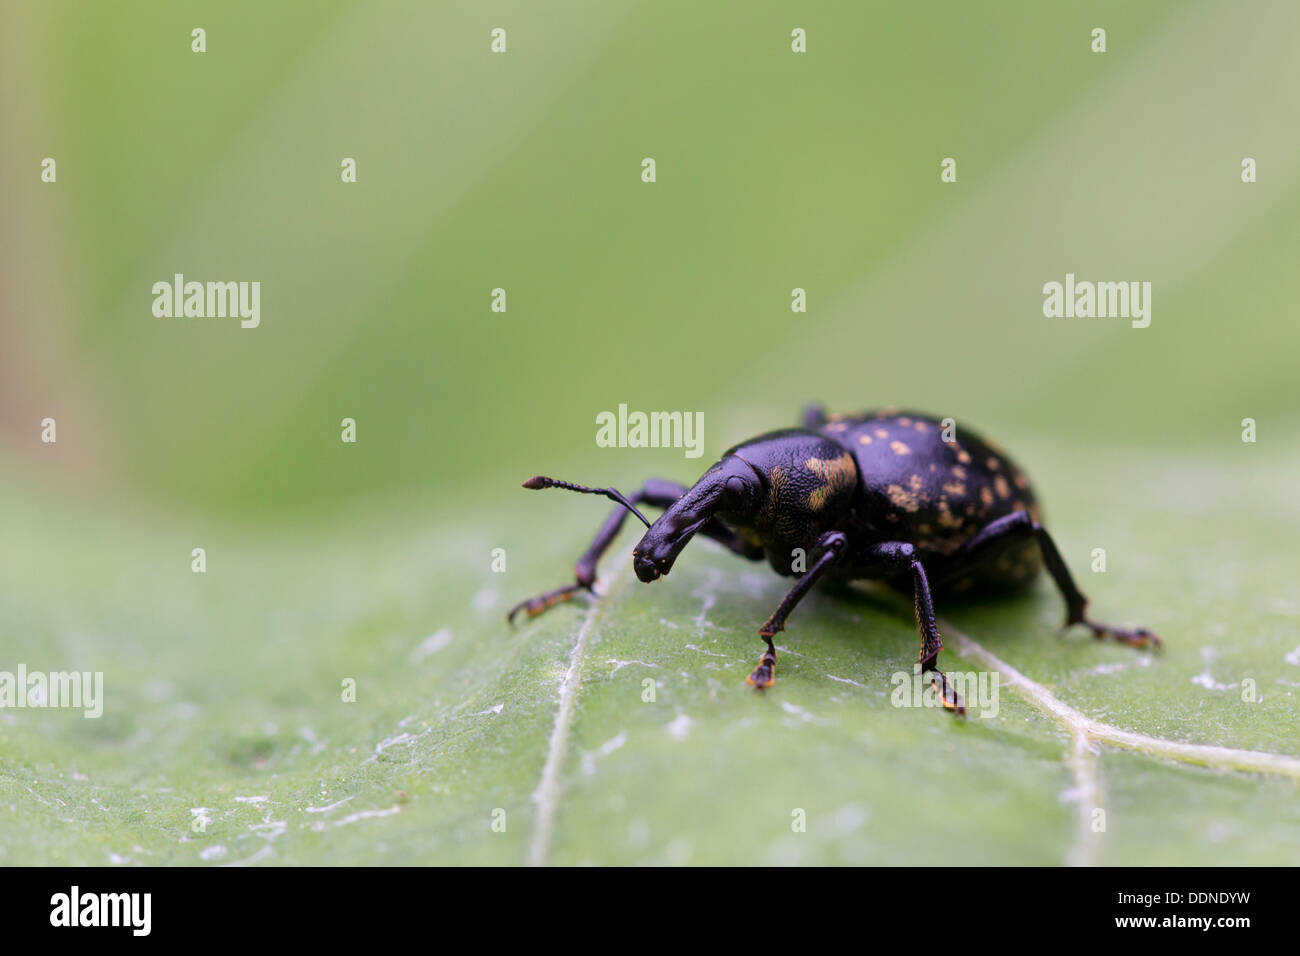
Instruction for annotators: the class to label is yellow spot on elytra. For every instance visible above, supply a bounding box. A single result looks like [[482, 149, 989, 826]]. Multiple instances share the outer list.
[[937, 502, 963, 530], [980, 486, 995, 507], [890, 440, 910, 455], [875, 429, 889, 439], [886, 484, 920, 512], [987, 457, 1001, 471], [995, 475, 1011, 499], [933, 537, 964, 556], [907, 473, 924, 491], [898, 417, 913, 427], [1014, 472, 1029, 490], [951, 466, 966, 480], [956, 449, 972, 465], [913, 421, 929, 432], [942, 481, 966, 496], [858, 434, 872, 445]]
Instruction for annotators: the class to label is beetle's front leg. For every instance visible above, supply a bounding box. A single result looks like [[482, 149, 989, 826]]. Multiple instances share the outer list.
[[747, 531, 847, 689], [862, 542, 965, 715], [507, 478, 682, 622], [508, 478, 762, 622]]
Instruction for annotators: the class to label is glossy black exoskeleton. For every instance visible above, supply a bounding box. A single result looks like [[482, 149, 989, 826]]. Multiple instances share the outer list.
[[508, 406, 1158, 714]]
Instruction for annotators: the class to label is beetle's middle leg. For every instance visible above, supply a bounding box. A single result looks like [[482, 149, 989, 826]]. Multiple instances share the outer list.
[[942, 511, 1159, 648], [507, 478, 762, 622], [856, 542, 966, 714], [747, 531, 847, 689]]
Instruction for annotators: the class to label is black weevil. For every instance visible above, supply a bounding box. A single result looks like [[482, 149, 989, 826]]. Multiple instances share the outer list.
[[508, 405, 1158, 714]]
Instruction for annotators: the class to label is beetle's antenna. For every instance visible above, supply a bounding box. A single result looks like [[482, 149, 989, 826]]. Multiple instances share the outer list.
[[522, 475, 652, 528]]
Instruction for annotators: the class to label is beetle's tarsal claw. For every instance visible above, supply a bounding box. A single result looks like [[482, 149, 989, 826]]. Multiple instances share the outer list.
[[505, 583, 586, 624], [746, 642, 778, 689], [1081, 619, 1161, 650], [929, 669, 966, 716]]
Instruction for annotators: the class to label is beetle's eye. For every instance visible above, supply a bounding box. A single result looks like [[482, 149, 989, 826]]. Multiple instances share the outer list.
[[725, 475, 749, 499]]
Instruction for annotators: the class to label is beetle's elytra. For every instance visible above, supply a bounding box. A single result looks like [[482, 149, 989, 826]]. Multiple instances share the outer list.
[[508, 405, 1158, 715]]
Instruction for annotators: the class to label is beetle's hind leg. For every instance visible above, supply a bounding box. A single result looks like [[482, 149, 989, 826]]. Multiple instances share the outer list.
[[944, 512, 1159, 649]]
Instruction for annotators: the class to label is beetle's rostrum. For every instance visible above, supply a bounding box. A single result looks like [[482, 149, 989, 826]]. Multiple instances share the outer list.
[[508, 405, 1159, 716]]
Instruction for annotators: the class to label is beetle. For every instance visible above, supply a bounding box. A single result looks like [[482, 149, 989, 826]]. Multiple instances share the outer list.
[[507, 405, 1158, 714]]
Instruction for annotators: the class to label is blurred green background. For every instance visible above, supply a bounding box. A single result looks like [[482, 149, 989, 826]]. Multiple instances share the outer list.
[[2, 1, 1299, 865], [6, 0, 1298, 516]]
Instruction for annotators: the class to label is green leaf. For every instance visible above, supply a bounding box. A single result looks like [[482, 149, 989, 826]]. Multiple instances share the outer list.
[[5, 0, 1299, 866], [3, 431, 1297, 865]]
